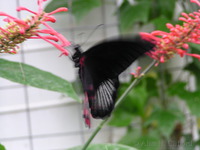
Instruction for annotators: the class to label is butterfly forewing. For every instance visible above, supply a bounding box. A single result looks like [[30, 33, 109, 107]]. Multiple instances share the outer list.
[[82, 35, 154, 81]]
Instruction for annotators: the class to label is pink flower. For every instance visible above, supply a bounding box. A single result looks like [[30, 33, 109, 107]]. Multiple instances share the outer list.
[[131, 66, 142, 78], [0, 0, 70, 55], [191, 0, 200, 6], [140, 0, 200, 64]]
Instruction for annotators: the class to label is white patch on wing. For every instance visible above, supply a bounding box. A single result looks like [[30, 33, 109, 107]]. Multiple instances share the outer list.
[[95, 79, 116, 110]]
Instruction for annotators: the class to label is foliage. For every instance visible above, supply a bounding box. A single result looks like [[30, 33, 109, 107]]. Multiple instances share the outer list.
[[45, 0, 176, 32], [0, 144, 5, 150], [118, 0, 150, 31], [106, 57, 200, 150], [45, 0, 101, 21], [0, 58, 80, 102], [118, 129, 160, 150]]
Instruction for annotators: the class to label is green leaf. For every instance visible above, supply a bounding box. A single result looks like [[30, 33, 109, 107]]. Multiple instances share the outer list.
[[108, 79, 148, 127], [189, 43, 200, 51], [68, 143, 138, 150], [149, 0, 175, 20], [44, 0, 68, 13], [72, 0, 101, 21], [145, 109, 183, 137], [119, 130, 160, 150], [168, 81, 200, 117], [0, 144, 6, 150], [119, 0, 150, 31], [45, 0, 101, 20], [145, 76, 159, 98], [183, 134, 195, 150], [184, 92, 200, 117], [0, 59, 80, 102], [109, 77, 157, 127], [185, 62, 200, 90], [118, 130, 140, 147], [189, 43, 200, 69], [118, 81, 148, 115], [151, 16, 170, 32], [163, 70, 173, 86], [108, 108, 134, 127], [158, 0, 175, 19], [167, 82, 187, 97]]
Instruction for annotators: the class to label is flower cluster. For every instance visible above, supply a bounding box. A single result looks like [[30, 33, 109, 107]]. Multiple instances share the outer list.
[[141, 0, 200, 65], [0, 0, 70, 55], [131, 66, 143, 78]]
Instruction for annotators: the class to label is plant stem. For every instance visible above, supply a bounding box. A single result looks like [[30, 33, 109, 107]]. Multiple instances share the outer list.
[[82, 118, 108, 150], [159, 64, 167, 109], [82, 60, 157, 150], [115, 60, 157, 107]]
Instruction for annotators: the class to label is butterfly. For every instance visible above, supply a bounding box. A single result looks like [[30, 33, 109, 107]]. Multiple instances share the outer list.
[[72, 34, 155, 127]]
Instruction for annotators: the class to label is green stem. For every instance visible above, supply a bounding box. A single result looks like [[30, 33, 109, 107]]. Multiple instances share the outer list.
[[159, 64, 167, 109], [115, 60, 157, 107], [82, 60, 157, 150], [82, 118, 108, 150]]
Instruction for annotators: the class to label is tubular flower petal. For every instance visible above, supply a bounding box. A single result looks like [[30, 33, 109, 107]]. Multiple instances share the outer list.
[[191, 0, 200, 6], [29, 36, 59, 42], [42, 22, 71, 47], [16, 7, 37, 15], [0, 0, 70, 55], [36, 33, 69, 55], [48, 7, 68, 15]]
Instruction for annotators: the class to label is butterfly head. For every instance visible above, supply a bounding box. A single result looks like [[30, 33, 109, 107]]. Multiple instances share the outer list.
[[73, 44, 82, 52], [72, 44, 83, 67]]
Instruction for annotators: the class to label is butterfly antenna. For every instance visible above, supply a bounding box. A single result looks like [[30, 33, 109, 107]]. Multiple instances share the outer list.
[[80, 24, 104, 46]]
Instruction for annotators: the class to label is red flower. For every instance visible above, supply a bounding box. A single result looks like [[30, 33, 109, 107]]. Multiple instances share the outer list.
[[0, 0, 70, 55], [140, 0, 200, 65], [131, 66, 142, 78], [191, 0, 200, 6]]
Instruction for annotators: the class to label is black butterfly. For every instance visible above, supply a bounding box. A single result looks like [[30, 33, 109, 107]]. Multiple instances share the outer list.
[[72, 34, 154, 127]]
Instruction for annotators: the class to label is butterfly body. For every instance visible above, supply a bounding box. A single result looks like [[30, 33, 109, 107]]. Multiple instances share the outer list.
[[72, 35, 154, 127]]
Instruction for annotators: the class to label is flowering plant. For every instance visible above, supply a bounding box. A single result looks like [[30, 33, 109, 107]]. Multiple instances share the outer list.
[[140, 0, 200, 65], [0, 0, 70, 55], [0, 0, 80, 102]]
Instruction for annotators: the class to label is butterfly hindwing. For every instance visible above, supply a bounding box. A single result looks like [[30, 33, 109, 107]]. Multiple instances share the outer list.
[[91, 77, 119, 118]]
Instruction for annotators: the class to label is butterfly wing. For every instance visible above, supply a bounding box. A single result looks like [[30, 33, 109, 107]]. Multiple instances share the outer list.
[[78, 57, 119, 120], [90, 77, 119, 118], [74, 35, 155, 124], [82, 35, 155, 80]]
